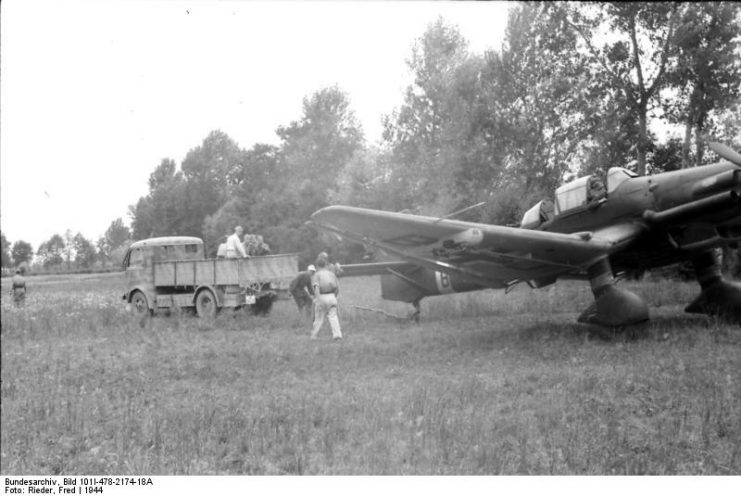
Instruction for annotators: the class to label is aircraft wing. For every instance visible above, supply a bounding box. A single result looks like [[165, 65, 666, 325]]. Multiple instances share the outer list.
[[311, 205, 645, 287], [339, 261, 418, 277]]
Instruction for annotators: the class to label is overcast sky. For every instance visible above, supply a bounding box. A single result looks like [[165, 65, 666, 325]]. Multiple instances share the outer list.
[[0, 0, 511, 250]]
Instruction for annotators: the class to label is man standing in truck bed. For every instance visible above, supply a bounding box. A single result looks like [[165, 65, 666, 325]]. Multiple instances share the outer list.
[[226, 226, 249, 258]]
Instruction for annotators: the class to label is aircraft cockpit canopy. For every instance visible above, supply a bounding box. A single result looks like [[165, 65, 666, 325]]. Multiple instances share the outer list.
[[521, 201, 543, 228], [606, 167, 638, 193], [520, 199, 555, 228], [527, 168, 637, 223], [554, 175, 592, 215]]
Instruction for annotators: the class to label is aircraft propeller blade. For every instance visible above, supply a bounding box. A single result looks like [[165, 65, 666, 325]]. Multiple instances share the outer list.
[[708, 141, 741, 167]]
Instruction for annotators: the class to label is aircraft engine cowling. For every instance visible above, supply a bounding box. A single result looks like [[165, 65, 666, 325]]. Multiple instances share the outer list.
[[691, 169, 740, 197], [380, 268, 484, 303]]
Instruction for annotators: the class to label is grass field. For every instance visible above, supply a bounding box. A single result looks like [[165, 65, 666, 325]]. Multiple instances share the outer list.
[[1, 272, 740, 475]]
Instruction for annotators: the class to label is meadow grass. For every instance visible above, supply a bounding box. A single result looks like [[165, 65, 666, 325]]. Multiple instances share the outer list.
[[1, 272, 739, 474]]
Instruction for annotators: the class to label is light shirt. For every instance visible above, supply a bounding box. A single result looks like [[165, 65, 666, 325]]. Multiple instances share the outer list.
[[226, 233, 247, 258], [313, 268, 339, 295], [12, 274, 26, 289]]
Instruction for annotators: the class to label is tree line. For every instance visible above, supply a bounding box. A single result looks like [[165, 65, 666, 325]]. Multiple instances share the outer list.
[[1, 219, 132, 274], [2, 2, 739, 272]]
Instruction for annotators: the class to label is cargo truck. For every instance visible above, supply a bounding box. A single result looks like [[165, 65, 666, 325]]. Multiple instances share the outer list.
[[121, 236, 297, 317]]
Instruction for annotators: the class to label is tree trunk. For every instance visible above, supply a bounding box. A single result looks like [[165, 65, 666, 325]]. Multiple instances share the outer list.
[[682, 121, 692, 169], [694, 124, 704, 167], [637, 106, 648, 176]]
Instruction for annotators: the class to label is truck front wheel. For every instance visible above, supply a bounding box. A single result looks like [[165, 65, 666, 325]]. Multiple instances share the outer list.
[[130, 291, 152, 316], [195, 289, 219, 318]]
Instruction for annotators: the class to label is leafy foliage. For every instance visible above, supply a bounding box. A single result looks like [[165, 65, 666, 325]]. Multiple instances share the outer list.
[[130, 159, 186, 239], [36, 234, 66, 268], [10, 240, 33, 267], [565, 2, 680, 176], [97, 218, 132, 267], [118, 6, 741, 271], [0, 232, 10, 268], [663, 2, 741, 168], [73, 233, 97, 268], [201, 87, 364, 261], [382, 18, 479, 215]]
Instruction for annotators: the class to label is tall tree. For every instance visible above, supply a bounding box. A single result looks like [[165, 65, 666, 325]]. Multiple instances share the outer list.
[[131, 132, 245, 240], [104, 218, 131, 251], [270, 86, 364, 260], [180, 130, 245, 237], [98, 218, 132, 266], [277, 86, 364, 203], [10, 240, 33, 267], [205, 87, 363, 261], [383, 18, 474, 214], [566, 2, 679, 175], [0, 232, 10, 268], [494, 3, 604, 195], [130, 158, 186, 239], [37, 234, 65, 268], [664, 2, 741, 168], [202, 143, 281, 252], [63, 229, 75, 271], [73, 233, 97, 268], [330, 146, 392, 210]]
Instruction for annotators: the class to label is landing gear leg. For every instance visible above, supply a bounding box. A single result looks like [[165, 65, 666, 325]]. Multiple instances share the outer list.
[[685, 251, 741, 323], [578, 257, 649, 327]]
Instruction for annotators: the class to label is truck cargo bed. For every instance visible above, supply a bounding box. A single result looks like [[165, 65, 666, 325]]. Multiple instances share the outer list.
[[153, 254, 298, 289]]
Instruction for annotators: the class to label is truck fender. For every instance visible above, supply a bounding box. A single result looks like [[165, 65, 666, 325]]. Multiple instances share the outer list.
[[126, 286, 152, 305]]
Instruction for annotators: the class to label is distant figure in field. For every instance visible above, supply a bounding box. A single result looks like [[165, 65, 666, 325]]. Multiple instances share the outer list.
[[311, 258, 342, 341], [316, 251, 343, 277], [11, 269, 26, 307], [289, 264, 316, 318], [226, 226, 249, 258]]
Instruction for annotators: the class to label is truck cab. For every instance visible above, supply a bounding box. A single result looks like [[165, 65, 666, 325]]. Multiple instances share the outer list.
[[123, 237, 203, 314]]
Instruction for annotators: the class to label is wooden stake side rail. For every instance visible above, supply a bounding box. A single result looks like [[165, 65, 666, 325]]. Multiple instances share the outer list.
[[153, 254, 299, 290]]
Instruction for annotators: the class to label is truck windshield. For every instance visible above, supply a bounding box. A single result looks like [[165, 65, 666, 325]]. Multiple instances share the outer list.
[[128, 248, 144, 267]]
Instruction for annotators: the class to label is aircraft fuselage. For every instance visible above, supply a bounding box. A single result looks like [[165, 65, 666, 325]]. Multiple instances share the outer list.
[[535, 162, 741, 273]]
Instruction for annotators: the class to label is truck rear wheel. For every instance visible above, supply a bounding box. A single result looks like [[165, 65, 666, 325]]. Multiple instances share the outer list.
[[195, 289, 219, 318]]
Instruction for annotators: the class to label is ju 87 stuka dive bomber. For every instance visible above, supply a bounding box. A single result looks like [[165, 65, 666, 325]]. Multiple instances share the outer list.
[[310, 142, 741, 327]]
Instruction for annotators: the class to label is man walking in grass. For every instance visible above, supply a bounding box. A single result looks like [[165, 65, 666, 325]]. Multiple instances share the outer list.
[[311, 258, 342, 341], [289, 264, 316, 319], [316, 251, 343, 276], [11, 269, 26, 307]]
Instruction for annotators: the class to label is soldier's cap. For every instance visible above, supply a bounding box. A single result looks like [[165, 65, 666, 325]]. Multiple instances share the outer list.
[[307, 265, 316, 272]]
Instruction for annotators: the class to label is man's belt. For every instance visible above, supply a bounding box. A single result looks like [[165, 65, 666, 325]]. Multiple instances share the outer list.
[[320, 290, 336, 294]]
